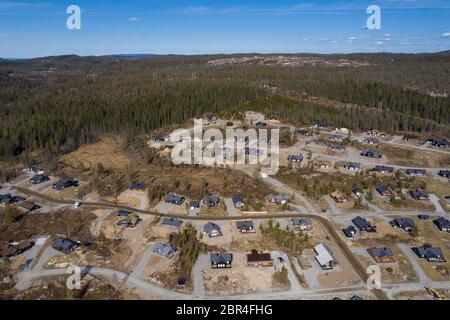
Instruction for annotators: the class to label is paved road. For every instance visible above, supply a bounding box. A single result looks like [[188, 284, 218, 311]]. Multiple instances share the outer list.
[[224, 198, 239, 216]]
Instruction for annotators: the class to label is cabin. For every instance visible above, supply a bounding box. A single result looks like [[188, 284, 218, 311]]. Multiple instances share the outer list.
[[118, 209, 132, 217], [152, 135, 166, 142], [287, 155, 303, 163], [352, 216, 376, 232], [390, 218, 415, 232], [344, 162, 361, 171], [130, 182, 146, 192], [211, 252, 233, 268], [162, 217, 183, 230], [402, 134, 419, 142], [314, 244, 336, 270], [376, 185, 391, 197], [343, 226, 357, 238], [373, 165, 394, 174], [189, 200, 200, 210], [433, 217, 450, 232], [433, 139, 450, 148], [360, 150, 383, 159], [414, 246, 446, 262], [364, 137, 379, 145], [53, 178, 79, 190], [255, 121, 267, 128], [236, 220, 255, 234], [410, 189, 429, 200], [152, 243, 176, 259], [329, 134, 344, 142], [203, 195, 220, 208], [52, 237, 79, 254], [330, 191, 348, 203], [438, 170, 450, 179], [292, 218, 312, 231], [164, 194, 185, 205], [418, 214, 430, 221], [0, 194, 15, 206], [20, 201, 41, 212], [30, 174, 49, 185], [405, 169, 427, 177], [204, 222, 222, 237], [24, 164, 40, 174], [246, 250, 273, 267], [232, 195, 245, 208], [266, 194, 290, 205], [368, 247, 395, 263], [297, 129, 313, 136], [366, 130, 386, 137], [117, 213, 141, 228], [313, 122, 327, 129], [331, 144, 346, 151], [352, 188, 364, 198]]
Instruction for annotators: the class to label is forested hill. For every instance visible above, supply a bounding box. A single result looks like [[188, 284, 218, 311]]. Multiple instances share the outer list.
[[0, 52, 449, 158]]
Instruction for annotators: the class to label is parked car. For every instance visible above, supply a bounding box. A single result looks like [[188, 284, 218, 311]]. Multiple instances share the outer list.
[[74, 201, 82, 209]]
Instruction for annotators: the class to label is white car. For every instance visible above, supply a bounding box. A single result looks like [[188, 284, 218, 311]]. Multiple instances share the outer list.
[[74, 201, 82, 208]]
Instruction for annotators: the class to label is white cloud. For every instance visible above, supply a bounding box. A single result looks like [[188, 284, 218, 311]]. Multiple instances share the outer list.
[[442, 32, 450, 38], [0, 2, 51, 10], [129, 16, 139, 22], [376, 41, 384, 45]]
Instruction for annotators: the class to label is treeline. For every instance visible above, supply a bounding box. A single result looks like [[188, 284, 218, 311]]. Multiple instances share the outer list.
[[231, 95, 448, 134], [0, 75, 262, 157], [0, 53, 449, 159]]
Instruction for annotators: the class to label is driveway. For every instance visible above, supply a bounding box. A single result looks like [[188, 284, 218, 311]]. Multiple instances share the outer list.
[[91, 209, 114, 237], [271, 251, 302, 291], [397, 243, 428, 284], [224, 198, 239, 216], [131, 243, 154, 278], [159, 201, 172, 214], [324, 195, 341, 215], [192, 254, 209, 297], [429, 194, 446, 214], [263, 176, 316, 213]]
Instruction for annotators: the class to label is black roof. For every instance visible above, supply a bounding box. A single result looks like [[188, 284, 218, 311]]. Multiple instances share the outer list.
[[433, 217, 450, 229], [236, 220, 254, 229], [352, 216, 371, 229], [210, 252, 233, 264], [52, 237, 79, 252]]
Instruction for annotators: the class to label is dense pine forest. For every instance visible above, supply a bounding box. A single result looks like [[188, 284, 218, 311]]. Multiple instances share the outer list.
[[0, 52, 449, 159]]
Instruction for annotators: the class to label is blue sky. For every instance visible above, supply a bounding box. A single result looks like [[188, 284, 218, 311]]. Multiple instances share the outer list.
[[0, 0, 449, 58]]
